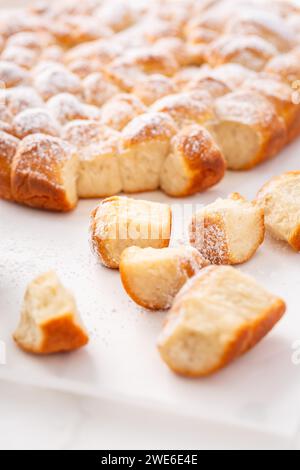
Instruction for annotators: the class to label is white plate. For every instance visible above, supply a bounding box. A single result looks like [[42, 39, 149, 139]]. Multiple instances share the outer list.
[[1, 138, 300, 437]]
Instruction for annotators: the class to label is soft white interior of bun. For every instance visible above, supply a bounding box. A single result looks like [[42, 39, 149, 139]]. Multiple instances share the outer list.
[[62, 151, 79, 207], [119, 141, 170, 193], [160, 150, 188, 196], [210, 121, 259, 170], [78, 150, 122, 198], [258, 175, 300, 242], [14, 272, 77, 351], [158, 266, 279, 375], [121, 246, 202, 309]]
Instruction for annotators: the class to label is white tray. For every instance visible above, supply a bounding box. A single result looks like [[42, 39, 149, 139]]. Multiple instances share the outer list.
[[1, 138, 300, 438]]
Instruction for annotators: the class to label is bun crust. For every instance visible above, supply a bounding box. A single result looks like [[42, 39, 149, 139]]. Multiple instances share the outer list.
[[11, 134, 79, 212], [158, 266, 286, 377], [0, 131, 20, 200], [189, 193, 265, 265], [13, 271, 89, 355]]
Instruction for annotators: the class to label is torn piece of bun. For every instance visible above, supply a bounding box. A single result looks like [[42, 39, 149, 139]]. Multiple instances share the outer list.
[[11, 134, 79, 212], [158, 265, 286, 377], [13, 271, 89, 354], [256, 171, 300, 251], [209, 91, 287, 170], [160, 124, 226, 197], [90, 196, 172, 269], [120, 245, 209, 310], [190, 192, 265, 265]]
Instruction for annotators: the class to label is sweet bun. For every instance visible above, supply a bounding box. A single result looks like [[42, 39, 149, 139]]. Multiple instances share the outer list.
[[0, 130, 20, 200], [119, 112, 177, 193], [11, 134, 79, 212], [47, 93, 100, 125], [205, 34, 277, 71], [0, 60, 30, 88], [160, 124, 226, 197], [62, 120, 122, 198], [151, 92, 214, 127], [264, 49, 300, 84], [189, 192, 265, 265], [83, 72, 120, 107], [13, 271, 89, 355], [209, 91, 287, 170], [12, 108, 61, 139], [0, 87, 44, 116], [256, 171, 300, 251], [33, 64, 83, 101], [226, 11, 296, 52], [1, 45, 39, 69], [90, 196, 172, 269], [158, 265, 286, 377], [100, 93, 147, 131], [242, 75, 300, 142], [120, 246, 209, 310], [132, 74, 178, 106]]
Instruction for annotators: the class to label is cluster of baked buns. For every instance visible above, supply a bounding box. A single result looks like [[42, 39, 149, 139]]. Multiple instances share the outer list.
[[1, 0, 300, 211]]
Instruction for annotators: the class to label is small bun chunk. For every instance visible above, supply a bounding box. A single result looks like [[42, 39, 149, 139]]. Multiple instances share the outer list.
[[210, 91, 287, 170], [160, 125, 226, 197], [158, 266, 286, 377], [11, 134, 79, 212], [12, 108, 61, 139], [120, 246, 209, 311], [189, 193, 265, 265], [205, 34, 277, 71], [0, 131, 20, 200], [13, 271, 89, 355], [83, 72, 120, 107], [256, 171, 300, 251], [119, 112, 177, 193], [90, 197, 172, 269], [264, 50, 300, 84], [63, 120, 122, 198]]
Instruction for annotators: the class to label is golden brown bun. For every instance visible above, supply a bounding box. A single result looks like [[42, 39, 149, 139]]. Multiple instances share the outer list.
[[189, 192, 265, 265], [83, 72, 120, 107], [47, 93, 100, 125], [119, 112, 177, 193], [226, 11, 296, 52], [13, 271, 89, 355], [11, 134, 79, 212], [205, 34, 277, 71], [0, 87, 44, 116], [158, 266, 286, 377], [120, 246, 209, 311], [132, 74, 178, 106], [210, 91, 287, 170], [12, 108, 61, 139], [100, 94, 147, 131], [160, 124, 226, 197], [33, 63, 83, 101], [264, 49, 300, 84], [0, 131, 20, 200], [0, 60, 30, 88], [90, 196, 172, 269], [62, 120, 122, 198], [242, 74, 300, 143], [151, 92, 214, 127], [256, 171, 300, 251]]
